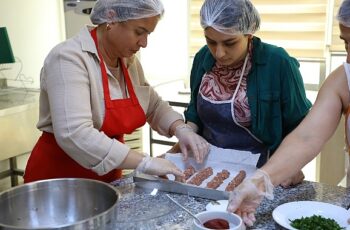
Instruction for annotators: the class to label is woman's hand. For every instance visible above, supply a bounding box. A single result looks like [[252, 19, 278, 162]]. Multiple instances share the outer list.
[[167, 142, 181, 153], [280, 170, 305, 188], [227, 169, 274, 227], [175, 124, 210, 163], [135, 156, 184, 179]]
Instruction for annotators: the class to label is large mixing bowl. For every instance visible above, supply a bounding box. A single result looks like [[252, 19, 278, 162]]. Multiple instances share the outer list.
[[0, 178, 120, 230]]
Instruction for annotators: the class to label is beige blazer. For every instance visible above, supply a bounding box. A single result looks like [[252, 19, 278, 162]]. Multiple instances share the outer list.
[[36, 26, 183, 175]]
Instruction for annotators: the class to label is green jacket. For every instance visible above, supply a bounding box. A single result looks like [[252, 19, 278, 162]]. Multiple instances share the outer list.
[[184, 37, 312, 154]]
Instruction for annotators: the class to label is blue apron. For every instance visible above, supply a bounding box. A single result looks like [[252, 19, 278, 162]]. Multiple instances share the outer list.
[[197, 55, 267, 167]]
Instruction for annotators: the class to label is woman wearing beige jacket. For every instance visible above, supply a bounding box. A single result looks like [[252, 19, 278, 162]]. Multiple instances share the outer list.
[[24, 0, 209, 183]]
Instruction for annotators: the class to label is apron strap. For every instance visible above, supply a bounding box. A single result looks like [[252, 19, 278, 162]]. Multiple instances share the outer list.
[[119, 58, 139, 105], [90, 28, 112, 108]]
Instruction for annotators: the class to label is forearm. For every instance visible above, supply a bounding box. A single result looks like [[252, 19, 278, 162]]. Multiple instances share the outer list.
[[261, 132, 321, 186], [168, 120, 199, 136], [169, 119, 185, 136], [186, 121, 199, 133], [117, 149, 145, 169]]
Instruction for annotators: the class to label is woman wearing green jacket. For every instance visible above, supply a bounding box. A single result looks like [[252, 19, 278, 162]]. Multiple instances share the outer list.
[[182, 0, 311, 186]]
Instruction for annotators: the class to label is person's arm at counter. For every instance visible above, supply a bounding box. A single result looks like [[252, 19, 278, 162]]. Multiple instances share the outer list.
[[227, 65, 348, 226], [117, 148, 184, 177], [120, 119, 207, 177], [168, 120, 208, 163], [140, 70, 209, 164], [262, 66, 345, 186]]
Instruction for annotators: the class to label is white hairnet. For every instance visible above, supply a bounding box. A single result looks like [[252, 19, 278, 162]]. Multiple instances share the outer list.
[[337, 0, 350, 27], [200, 0, 260, 35], [90, 0, 164, 24]]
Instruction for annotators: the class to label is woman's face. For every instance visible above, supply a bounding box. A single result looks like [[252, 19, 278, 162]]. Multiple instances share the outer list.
[[107, 16, 159, 58], [340, 23, 350, 63], [204, 27, 251, 67]]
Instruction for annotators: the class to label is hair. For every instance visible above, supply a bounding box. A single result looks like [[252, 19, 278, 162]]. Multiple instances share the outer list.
[[200, 0, 260, 35], [90, 0, 164, 25], [337, 0, 350, 27]]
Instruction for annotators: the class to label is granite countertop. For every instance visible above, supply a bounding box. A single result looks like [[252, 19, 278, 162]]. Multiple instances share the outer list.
[[108, 177, 350, 230]]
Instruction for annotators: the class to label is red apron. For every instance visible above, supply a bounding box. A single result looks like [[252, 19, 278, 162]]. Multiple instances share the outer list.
[[24, 28, 146, 183]]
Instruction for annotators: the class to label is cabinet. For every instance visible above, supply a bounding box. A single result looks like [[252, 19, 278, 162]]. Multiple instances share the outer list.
[[0, 88, 40, 187], [0, 88, 143, 186]]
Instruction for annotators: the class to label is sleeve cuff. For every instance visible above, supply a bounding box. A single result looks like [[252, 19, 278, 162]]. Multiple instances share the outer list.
[[91, 140, 130, 175]]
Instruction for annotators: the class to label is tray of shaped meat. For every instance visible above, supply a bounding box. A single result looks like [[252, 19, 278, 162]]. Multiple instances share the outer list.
[[134, 145, 258, 200]]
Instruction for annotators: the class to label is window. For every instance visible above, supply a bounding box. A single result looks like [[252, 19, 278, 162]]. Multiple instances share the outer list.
[[189, 0, 329, 59]]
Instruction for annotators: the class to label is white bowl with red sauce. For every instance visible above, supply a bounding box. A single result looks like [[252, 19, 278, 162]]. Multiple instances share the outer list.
[[192, 211, 245, 230]]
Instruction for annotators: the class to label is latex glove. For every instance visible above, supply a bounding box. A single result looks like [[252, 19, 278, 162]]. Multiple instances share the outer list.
[[227, 169, 274, 227], [175, 124, 210, 163], [280, 170, 304, 188], [135, 155, 184, 179]]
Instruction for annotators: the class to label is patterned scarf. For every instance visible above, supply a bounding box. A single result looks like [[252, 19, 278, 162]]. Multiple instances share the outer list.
[[199, 40, 253, 126]]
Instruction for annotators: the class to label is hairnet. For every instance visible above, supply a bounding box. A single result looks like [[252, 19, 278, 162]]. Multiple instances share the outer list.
[[200, 0, 260, 35], [337, 0, 350, 27], [90, 0, 164, 24]]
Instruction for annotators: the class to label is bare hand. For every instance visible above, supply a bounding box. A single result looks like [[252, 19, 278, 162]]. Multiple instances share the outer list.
[[280, 170, 304, 188]]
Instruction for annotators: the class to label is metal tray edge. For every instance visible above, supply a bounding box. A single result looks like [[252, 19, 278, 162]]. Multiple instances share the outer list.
[[134, 173, 229, 200]]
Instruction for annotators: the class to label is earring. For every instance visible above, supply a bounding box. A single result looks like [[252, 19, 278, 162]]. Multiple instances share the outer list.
[[106, 23, 111, 30]]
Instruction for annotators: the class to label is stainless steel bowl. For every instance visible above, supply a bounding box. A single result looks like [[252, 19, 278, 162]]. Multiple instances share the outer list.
[[0, 178, 120, 230]]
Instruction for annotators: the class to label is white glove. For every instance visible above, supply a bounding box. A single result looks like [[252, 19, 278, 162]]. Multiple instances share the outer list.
[[135, 155, 184, 178], [175, 124, 210, 163], [226, 169, 274, 227]]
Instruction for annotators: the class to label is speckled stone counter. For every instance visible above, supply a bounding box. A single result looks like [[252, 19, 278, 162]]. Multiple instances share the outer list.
[[252, 182, 350, 229], [108, 177, 350, 230]]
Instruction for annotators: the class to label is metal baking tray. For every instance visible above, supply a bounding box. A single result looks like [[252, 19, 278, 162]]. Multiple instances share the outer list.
[[134, 173, 230, 200]]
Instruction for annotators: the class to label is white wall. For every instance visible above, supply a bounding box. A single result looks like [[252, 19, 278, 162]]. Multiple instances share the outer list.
[[0, 0, 188, 89], [0, 0, 65, 89], [139, 0, 189, 87], [139, 0, 189, 153]]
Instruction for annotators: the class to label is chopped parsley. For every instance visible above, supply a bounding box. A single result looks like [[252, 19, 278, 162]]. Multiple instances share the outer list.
[[289, 215, 345, 230]]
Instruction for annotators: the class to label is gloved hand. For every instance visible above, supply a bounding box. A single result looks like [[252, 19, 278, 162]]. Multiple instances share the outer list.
[[280, 170, 304, 188], [135, 155, 184, 179], [227, 169, 274, 227], [175, 124, 210, 163]]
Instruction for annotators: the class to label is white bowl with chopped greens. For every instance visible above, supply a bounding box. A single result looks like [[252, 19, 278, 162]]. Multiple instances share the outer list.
[[272, 201, 349, 230]]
